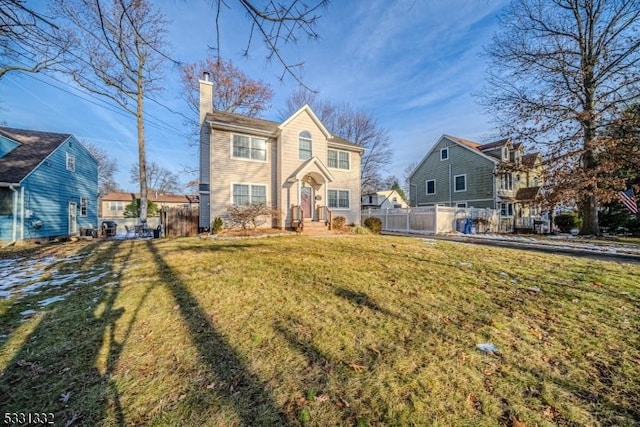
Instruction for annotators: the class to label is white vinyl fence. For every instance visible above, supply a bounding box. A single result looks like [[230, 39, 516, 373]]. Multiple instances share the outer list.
[[363, 206, 500, 234]]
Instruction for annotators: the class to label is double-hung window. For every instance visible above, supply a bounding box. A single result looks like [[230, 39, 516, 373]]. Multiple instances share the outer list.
[[299, 131, 312, 160], [232, 183, 267, 206], [454, 174, 467, 192], [500, 202, 514, 217], [328, 149, 349, 170], [232, 135, 266, 161], [80, 197, 88, 216], [328, 189, 349, 209], [66, 153, 76, 172], [500, 173, 513, 190], [426, 179, 436, 195]]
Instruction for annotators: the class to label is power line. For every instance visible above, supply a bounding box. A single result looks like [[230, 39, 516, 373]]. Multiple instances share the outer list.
[[4, 48, 190, 138]]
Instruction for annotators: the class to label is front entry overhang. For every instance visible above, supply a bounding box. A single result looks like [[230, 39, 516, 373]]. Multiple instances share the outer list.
[[286, 156, 335, 187]]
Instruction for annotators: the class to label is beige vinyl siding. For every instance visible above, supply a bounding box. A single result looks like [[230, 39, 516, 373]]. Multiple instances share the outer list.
[[326, 153, 361, 224], [209, 129, 274, 224], [278, 112, 329, 223], [278, 111, 362, 225]]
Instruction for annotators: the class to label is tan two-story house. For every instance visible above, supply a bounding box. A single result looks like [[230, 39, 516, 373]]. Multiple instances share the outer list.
[[198, 75, 364, 230]]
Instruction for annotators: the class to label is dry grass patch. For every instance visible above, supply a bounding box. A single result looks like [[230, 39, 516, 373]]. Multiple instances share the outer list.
[[1, 235, 639, 426]]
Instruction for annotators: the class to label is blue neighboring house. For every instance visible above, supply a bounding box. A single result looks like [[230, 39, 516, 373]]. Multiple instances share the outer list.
[[0, 127, 99, 244]]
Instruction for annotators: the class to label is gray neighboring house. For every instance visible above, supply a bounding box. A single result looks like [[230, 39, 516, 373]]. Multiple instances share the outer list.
[[408, 134, 543, 220]]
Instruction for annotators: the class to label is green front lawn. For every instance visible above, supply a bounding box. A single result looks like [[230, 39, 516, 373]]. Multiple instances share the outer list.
[[1, 235, 638, 426]]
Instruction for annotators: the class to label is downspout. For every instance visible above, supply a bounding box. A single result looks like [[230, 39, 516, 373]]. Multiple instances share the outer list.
[[3, 184, 18, 247], [410, 183, 417, 207], [448, 164, 452, 207], [19, 186, 24, 240]]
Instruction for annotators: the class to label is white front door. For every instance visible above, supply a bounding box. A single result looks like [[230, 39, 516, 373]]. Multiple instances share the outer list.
[[69, 202, 77, 235]]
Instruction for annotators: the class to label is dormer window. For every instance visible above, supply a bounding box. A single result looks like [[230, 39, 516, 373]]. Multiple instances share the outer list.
[[502, 147, 509, 160], [299, 131, 312, 160], [440, 148, 449, 161]]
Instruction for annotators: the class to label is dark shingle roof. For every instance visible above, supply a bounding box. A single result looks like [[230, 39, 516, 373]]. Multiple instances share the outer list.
[[328, 135, 364, 151], [205, 111, 279, 134], [516, 186, 541, 201], [521, 152, 539, 169], [478, 138, 511, 151], [444, 134, 481, 149], [0, 127, 71, 183], [205, 110, 363, 151]]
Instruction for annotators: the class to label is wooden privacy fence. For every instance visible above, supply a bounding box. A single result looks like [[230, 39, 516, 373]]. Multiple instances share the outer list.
[[363, 206, 500, 234], [160, 207, 199, 237]]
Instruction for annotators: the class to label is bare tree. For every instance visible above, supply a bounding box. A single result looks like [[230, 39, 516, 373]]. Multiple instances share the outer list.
[[482, 0, 640, 235], [403, 160, 418, 206], [84, 142, 120, 195], [211, 1, 329, 88], [0, 0, 70, 79], [130, 161, 181, 195], [181, 56, 273, 142], [282, 88, 392, 192], [55, 0, 169, 223]]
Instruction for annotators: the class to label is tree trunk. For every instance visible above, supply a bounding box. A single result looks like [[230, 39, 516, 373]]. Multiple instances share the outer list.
[[579, 196, 600, 235], [137, 64, 148, 223]]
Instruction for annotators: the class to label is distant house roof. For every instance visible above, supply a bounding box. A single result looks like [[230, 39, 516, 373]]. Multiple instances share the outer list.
[[0, 127, 72, 183], [204, 109, 363, 151], [521, 152, 540, 169], [444, 134, 481, 149], [101, 192, 199, 204], [516, 187, 541, 201], [478, 138, 511, 151]]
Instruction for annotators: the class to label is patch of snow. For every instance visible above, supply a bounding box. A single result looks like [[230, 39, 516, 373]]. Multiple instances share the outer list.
[[20, 309, 38, 318], [38, 295, 67, 307], [476, 343, 498, 354]]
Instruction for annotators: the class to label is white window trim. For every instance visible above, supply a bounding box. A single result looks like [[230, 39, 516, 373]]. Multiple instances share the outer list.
[[66, 153, 76, 172], [230, 182, 269, 206], [426, 179, 436, 195], [454, 174, 467, 192], [500, 202, 514, 217], [80, 197, 88, 217], [440, 148, 449, 161], [327, 188, 351, 210], [230, 133, 268, 163], [327, 149, 351, 171], [298, 131, 312, 160]]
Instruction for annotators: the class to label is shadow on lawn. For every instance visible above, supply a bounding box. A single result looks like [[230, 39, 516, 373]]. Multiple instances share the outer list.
[[332, 286, 401, 318], [145, 240, 293, 425], [0, 239, 140, 426]]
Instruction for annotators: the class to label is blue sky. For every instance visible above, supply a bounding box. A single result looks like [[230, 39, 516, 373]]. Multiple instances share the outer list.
[[1, 0, 510, 192]]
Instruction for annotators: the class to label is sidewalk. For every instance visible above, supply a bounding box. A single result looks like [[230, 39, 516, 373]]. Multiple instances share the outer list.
[[383, 231, 640, 263]]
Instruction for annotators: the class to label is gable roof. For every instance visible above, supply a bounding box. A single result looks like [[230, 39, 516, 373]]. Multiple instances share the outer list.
[[203, 107, 364, 152], [521, 152, 540, 169], [286, 156, 335, 183], [444, 134, 481, 149], [516, 186, 541, 201], [478, 138, 511, 151], [101, 192, 199, 204], [279, 104, 331, 138], [0, 127, 72, 183], [205, 110, 279, 136]]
